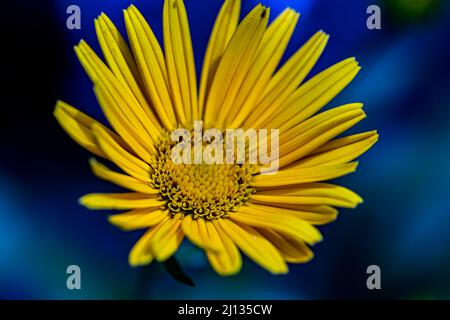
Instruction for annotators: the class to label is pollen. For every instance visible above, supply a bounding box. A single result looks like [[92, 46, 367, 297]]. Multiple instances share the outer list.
[[150, 135, 255, 220]]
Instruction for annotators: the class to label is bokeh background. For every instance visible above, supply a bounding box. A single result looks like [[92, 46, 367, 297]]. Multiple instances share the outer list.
[[1, 0, 450, 299]]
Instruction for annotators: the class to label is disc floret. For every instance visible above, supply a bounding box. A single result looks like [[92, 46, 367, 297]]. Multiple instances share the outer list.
[[151, 134, 254, 220]]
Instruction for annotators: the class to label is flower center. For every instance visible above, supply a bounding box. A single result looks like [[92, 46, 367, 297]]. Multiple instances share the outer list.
[[150, 134, 255, 220]]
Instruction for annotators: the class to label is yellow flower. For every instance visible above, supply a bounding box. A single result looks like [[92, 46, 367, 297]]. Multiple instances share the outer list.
[[54, 0, 378, 276]]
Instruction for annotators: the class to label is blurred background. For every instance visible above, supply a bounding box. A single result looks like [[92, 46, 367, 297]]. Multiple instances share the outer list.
[[1, 0, 450, 299]]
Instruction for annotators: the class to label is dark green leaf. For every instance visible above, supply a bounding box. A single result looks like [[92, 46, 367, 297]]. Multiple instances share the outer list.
[[162, 257, 195, 287]]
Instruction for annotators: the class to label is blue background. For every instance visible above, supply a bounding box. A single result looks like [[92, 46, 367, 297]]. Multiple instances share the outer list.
[[1, 0, 449, 299]]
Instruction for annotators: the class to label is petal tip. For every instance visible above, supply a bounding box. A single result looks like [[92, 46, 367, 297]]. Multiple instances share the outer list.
[[78, 194, 90, 208]]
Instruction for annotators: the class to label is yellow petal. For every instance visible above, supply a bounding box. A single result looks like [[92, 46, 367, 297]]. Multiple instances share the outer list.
[[203, 220, 224, 252], [206, 219, 242, 276], [281, 103, 363, 142], [92, 124, 150, 182], [75, 41, 160, 148], [199, 0, 241, 116], [266, 57, 360, 130], [150, 214, 184, 261], [252, 162, 359, 188], [79, 193, 163, 210], [181, 215, 222, 251], [229, 9, 300, 128], [257, 228, 313, 263], [109, 208, 167, 231], [97, 13, 142, 82], [245, 31, 328, 129], [249, 104, 364, 166], [232, 205, 322, 245], [95, 14, 161, 130], [204, 4, 268, 127], [163, 0, 198, 123], [294, 130, 379, 168], [124, 6, 177, 130], [53, 102, 104, 158], [219, 219, 288, 274], [252, 183, 363, 209], [128, 217, 170, 267], [53, 100, 127, 158], [247, 203, 338, 225], [279, 104, 366, 167], [89, 158, 157, 194], [129, 229, 155, 267], [93, 82, 154, 163]]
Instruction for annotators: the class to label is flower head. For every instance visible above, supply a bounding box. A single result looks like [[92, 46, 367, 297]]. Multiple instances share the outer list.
[[55, 0, 378, 275]]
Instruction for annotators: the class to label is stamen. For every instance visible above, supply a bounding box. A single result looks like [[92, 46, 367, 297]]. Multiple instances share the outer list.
[[150, 133, 254, 220]]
